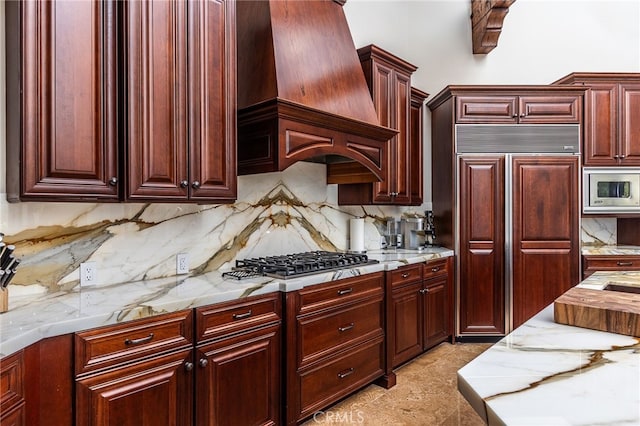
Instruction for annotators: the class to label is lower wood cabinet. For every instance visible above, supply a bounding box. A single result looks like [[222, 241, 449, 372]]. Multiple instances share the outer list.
[[73, 293, 281, 426], [1, 351, 25, 426], [386, 258, 453, 375], [284, 273, 385, 425], [583, 254, 640, 278], [194, 293, 281, 426]]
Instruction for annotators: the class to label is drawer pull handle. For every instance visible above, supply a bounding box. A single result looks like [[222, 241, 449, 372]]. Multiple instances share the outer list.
[[233, 310, 252, 320], [617, 261, 633, 266], [338, 323, 354, 333], [401, 273, 410, 278], [337, 367, 355, 379], [337, 288, 353, 296], [124, 333, 154, 346], [431, 267, 440, 272]]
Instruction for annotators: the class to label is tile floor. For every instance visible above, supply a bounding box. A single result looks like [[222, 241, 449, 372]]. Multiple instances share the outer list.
[[302, 342, 492, 425]]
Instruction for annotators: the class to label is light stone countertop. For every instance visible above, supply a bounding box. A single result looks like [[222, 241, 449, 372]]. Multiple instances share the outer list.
[[581, 244, 640, 256], [0, 247, 453, 357], [458, 270, 640, 426]]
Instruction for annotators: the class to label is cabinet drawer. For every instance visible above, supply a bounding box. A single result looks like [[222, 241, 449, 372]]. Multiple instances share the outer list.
[[75, 310, 193, 375], [456, 96, 517, 123], [423, 258, 449, 280], [389, 263, 423, 286], [298, 272, 384, 313], [299, 299, 383, 365], [583, 255, 640, 278], [0, 351, 24, 414], [196, 292, 281, 343], [299, 337, 384, 418]]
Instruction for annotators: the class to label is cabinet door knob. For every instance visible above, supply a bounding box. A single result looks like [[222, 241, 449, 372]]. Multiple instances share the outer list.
[[199, 358, 208, 368], [511, 114, 518, 118], [420, 288, 429, 294], [184, 362, 194, 372], [389, 192, 398, 197], [192, 181, 201, 189], [519, 113, 525, 118], [180, 180, 189, 188], [108, 177, 118, 186]]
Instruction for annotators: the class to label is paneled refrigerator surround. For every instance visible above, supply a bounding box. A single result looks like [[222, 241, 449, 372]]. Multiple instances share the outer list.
[[455, 125, 581, 337]]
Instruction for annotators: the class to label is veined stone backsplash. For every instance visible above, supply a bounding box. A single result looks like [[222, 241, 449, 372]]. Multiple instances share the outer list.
[[0, 163, 424, 294], [581, 217, 617, 246]]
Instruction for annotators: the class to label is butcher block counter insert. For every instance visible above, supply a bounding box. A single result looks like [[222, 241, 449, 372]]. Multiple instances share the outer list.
[[458, 270, 640, 426]]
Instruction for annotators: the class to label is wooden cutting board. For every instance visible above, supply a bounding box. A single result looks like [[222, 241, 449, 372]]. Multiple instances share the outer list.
[[554, 284, 640, 337]]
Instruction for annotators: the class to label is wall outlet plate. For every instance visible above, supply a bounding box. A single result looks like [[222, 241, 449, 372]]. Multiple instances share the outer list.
[[80, 262, 97, 287], [176, 253, 189, 275]]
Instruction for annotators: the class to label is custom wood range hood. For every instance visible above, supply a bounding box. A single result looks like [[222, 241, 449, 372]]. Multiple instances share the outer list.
[[236, 0, 397, 182]]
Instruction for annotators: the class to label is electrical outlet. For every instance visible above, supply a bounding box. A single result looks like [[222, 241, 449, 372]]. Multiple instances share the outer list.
[[176, 253, 189, 274], [80, 262, 97, 286]]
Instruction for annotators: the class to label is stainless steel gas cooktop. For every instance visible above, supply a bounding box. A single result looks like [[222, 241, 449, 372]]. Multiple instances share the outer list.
[[222, 251, 378, 280]]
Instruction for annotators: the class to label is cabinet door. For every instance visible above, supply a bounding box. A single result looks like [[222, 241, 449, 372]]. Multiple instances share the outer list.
[[389, 282, 423, 368], [619, 83, 640, 165], [379, 69, 412, 204], [409, 88, 427, 205], [125, 0, 189, 200], [76, 349, 193, 426], [511, 156, 580, 329], [458, 157, 505, 335], [187, 0, 237, 202], [7, 0, 118, 201], [582, 83, 618, 165], [423, 276, 448, 350], [456, 96, 518, 123], [195, 325, 280, 426], [517, 95, 581, 123]]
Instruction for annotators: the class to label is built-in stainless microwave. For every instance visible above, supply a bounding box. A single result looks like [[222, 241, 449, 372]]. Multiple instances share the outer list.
[[583, 168, 640, 213]]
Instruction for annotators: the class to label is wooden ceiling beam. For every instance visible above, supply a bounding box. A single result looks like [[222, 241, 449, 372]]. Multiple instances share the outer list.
[[471, 0, 516, 54]]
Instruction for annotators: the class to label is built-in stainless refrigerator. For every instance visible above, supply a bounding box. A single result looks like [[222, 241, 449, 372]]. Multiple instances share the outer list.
[[453, 124, 581, 337]]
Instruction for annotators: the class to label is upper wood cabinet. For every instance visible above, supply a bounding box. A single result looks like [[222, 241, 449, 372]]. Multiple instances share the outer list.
[[333, 45, 424, 205], [6, 0, 236, 203], [554, 73, 640, 166], [125, 0, 236, 202], [455, 93, 582, 124], [6, 0, 119, 202]]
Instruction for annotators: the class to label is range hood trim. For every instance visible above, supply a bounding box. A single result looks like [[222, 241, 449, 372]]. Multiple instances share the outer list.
[[238, 99, 397, 180]]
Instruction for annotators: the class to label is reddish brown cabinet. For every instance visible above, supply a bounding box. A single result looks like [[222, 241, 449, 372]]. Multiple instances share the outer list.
[[6, 0, 236, 203], [194, 293, 281, 426], [458, 157, 506, 335], [554, 73, 640, 166], [1, 351, 25, 425], [429, 86, 582, 338], [333, 45, 425, 205], [583, 254, 640, 278], [125, 0, 236, 202], [285, 273, 385, 424], [386, 258, 452, 373], [456, 93, 581, 124], [74, 310, 194, 426], [6, 0, 119, 201]]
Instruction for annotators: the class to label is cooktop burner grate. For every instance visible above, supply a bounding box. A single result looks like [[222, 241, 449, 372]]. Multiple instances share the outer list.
[[228, 251, 378, 279]]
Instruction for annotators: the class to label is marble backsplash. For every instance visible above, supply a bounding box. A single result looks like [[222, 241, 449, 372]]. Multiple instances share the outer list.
[[0, 161, 620, 295], [0, 163, 422, 294]]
